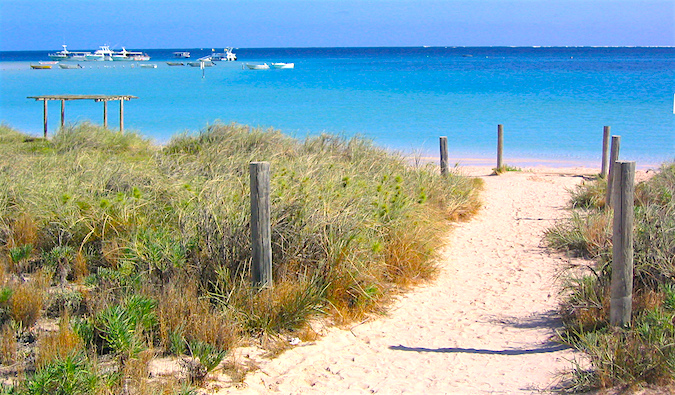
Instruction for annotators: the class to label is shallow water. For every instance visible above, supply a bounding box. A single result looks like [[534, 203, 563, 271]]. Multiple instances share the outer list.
[[1, 47, 673, 167]]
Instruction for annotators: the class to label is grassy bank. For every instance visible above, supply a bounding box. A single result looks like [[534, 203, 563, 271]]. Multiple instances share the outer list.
[[0, 122, 481, 393], [545, 163, 675, 392]]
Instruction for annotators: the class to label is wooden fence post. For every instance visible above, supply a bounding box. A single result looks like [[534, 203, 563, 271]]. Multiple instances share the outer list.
[[440, 136, 449, 175], [605, 135, 621, 208], [250, 162, 272, 288], [601, 126, 610, 178], [610, 161, 635, 327], [497, 124, 504, 170]]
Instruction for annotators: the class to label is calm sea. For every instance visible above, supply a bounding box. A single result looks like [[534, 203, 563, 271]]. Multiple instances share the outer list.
[[1, 47, 673, 168]]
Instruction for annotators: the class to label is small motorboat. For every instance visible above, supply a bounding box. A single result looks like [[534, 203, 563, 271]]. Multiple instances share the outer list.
[[58, 63, 83, 69], [166, 62, 185, 66], [139, 64, 157, 68], [30, 64, 52, 69], [173, 51, 191, 58], [187, 60, 215, 67], [271, 63, 294, 69], [245, 63, 270, 70]]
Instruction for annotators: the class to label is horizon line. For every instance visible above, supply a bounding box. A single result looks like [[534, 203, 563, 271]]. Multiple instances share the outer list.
[[2, 45, 674, 52]]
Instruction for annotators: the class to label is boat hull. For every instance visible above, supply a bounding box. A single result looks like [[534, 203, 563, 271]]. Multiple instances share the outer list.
[[245, 63, 270, 70], [271, 63, 294, 69]]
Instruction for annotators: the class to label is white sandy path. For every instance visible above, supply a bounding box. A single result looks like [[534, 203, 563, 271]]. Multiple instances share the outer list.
[[213, 167, 595, 394]]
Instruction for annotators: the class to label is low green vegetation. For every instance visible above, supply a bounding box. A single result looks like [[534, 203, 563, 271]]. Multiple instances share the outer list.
[[0, 122, 481, 393], [545, 163, 675, 392], [491, 164, 521, 175]]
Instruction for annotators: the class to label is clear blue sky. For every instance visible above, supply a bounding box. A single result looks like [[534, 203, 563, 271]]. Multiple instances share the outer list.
[[1, 0, 673, 50]]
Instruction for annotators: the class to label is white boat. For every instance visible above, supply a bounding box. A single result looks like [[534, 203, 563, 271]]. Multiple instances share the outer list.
[[166, 61, 185, 66], [85, 45, 115, 61], [139, 63, 157, 68], [187, 60, 215, 67], [112, 48, 150, 61], [58, 63, 82, 69], [173, 51, 190, 58], [48, 45, 91, 61], [245, 63, 270, 70], [210, 48, 237, 61], [271, 62, 294, 69], [188, 56, 215, 67]]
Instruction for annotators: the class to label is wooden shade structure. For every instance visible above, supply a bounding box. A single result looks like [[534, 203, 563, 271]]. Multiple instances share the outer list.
[[27, 94, 138, 138]]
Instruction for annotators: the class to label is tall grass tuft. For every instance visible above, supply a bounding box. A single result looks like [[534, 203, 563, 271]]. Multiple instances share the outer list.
[[0, 122, 481, 390], [549, 163, 675, 391]]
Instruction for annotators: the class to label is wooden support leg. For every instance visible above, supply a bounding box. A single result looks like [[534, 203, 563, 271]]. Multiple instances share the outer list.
[[119, 99, 124, 132], [103, 101, 108, 129], [43, 100, 48, 138], [60, 100, 65, 129]]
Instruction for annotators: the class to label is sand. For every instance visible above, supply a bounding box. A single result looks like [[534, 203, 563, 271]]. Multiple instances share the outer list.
[[201, 165, 607, 394]]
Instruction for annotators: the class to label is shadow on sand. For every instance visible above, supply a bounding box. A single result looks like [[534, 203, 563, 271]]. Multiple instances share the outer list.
[[389, 343, 569, 356]]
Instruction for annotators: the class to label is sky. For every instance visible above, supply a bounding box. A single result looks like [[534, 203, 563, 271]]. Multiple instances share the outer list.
[[0, 0, 673, 51]]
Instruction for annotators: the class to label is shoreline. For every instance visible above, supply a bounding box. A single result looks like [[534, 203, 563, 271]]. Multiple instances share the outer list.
[[408, 154, 667, 171]]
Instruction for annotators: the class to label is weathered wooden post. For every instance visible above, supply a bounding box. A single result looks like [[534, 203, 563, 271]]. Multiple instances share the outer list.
[[119, 99, 124, 132], [497, 124, 504, 170], [600, 126, 610, 178], [60, 100, 66, 129], [605, 135, 621, 208], [42, 100, 48, 138], [440, 136, 449, 175], [103, 100, 108, 129], [250, 162, 272, 288], [610, 161, 635, 327]]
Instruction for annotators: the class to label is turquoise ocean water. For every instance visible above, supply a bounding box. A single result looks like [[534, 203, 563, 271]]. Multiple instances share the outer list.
[[1, 47, 673, 168]]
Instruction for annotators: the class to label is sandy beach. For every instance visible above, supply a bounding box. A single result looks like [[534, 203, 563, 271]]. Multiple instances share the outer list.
[[171, 165, 613, 394]]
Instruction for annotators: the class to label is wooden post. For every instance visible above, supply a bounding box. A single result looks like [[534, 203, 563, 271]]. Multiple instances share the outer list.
[[440, 136, 449, 175], [60, 100, 65, 129], [605, 135, 621, 208], [250, 162, 272, 288], [610, 161, 635, 327], [497, 124, 504, 170], [119, 99, 124, 132], [42, 100, 48, 138], [601, 126, 610, 178], [103, 100, 108, 129]]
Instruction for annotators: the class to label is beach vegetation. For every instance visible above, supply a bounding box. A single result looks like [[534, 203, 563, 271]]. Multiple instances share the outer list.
[[546, 163, 675, 391], [0, 122, 481, 391], [491, 164, 521, 175]]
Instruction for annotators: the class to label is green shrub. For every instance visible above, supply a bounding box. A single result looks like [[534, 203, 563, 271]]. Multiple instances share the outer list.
[[25, 352, 99, 395]]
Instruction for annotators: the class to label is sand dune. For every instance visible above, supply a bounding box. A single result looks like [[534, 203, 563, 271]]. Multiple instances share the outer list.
[[206, 166, 603, 394]]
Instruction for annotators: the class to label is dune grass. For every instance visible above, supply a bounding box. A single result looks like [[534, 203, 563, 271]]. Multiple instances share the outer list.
[[0, 122, 481, 393], [545, 163, 675, 392]]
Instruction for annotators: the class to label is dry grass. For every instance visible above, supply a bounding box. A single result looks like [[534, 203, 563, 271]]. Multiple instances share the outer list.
[[9, 281, 44, 329], [0, 324, 17, 365], [0, 122, 482, 392], [35, 315, 84, 368]]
